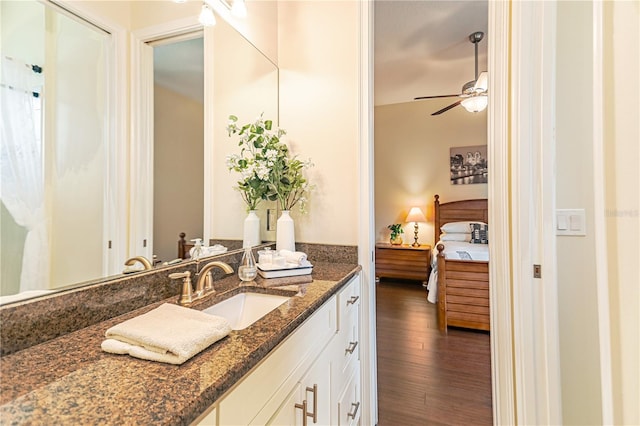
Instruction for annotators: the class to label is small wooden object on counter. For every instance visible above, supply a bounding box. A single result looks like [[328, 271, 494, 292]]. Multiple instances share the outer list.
[[375, 243, 431, 285]]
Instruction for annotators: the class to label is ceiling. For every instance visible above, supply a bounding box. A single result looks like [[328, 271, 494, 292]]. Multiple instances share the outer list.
[[374, 0, 488, 107], [153, 1, 489, 108], [154, 37, 204, 104]]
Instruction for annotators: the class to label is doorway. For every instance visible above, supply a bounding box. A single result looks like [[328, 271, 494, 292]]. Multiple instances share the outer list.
[[372, 1, 492, 423], [151, 35, 204, 264]]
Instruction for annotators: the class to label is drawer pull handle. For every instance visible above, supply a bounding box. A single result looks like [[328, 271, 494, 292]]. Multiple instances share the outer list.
[[347, 295, 360, 305], [347, 401, 360, 419], [295, 400, 308, 426], [306, 384, 318, 423], [345, 341, 358, 354]]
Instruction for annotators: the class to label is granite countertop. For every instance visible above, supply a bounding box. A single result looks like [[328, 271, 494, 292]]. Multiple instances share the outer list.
[[0, 262, 360, 425]]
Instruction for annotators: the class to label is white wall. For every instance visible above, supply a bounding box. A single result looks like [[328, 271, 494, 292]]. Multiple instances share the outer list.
[[277, 1, 360, 245], [153, 84, 204, 262], [555, 2, 603, 423], [211, 16, 279, 243], [374, 100, 487, 246], [604, 1, 640, 424]]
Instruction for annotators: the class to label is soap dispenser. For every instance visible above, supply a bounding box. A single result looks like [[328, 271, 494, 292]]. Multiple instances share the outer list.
[[190, 238, 203, 260], [191, 238, 204, 274], [238, 247, 257, 282]]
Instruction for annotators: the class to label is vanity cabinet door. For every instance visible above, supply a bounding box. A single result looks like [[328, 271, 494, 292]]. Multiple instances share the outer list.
[[300, 349, 332, 425], [265, 384, 304, 426]]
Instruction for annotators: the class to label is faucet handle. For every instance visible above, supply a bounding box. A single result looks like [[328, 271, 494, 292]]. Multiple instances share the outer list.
[[169, 271, 190, 280], [169, 271, 193, 306]]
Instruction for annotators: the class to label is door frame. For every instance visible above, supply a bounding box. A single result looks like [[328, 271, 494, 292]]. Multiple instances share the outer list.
[[130, 16, 208, 260], [358, 1, 563, 424]]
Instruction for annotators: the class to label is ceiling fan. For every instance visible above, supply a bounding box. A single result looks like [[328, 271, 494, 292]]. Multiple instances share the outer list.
[[414, 31, 488, 116]]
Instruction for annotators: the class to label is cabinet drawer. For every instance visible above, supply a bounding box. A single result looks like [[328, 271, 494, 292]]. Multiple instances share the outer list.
[[337, 367, 361, 426], [335, 305, 359, 375], [375, 248, 426, 262], [337, 276, 360, 330]]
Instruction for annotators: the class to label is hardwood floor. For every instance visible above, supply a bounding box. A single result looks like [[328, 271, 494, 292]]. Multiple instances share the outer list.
[[376, 280, 492, 426]]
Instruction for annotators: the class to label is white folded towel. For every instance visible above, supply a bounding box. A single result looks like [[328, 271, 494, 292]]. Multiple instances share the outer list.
[[278, 249, 308, 265], [101, 303, 231, 365], [189, 244, 228, 259]]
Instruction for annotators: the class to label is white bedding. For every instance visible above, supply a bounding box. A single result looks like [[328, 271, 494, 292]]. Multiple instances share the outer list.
[[426, 241, 489, 304]]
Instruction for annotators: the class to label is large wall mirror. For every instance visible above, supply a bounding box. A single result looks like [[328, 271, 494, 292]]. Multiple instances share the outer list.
[[0, 1, 279, 305], [1, 0, 117, 302]]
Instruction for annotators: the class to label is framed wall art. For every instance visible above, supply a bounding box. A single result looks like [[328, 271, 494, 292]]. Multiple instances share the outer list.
[[450, 145, 488, 185]]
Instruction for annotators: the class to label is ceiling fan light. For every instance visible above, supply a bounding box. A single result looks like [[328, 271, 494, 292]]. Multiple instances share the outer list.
[[198, 3, 216, 27], [461, 95, 488, 113]]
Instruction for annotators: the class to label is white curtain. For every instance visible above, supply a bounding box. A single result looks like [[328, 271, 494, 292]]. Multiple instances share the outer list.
[[0, 57, 49, 291]]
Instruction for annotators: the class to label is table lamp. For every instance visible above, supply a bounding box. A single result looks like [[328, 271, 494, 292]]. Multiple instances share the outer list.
[[405, 207, 427, 247]]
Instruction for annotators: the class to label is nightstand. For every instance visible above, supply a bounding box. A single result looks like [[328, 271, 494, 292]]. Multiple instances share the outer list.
[[375, 243, 432, 285]]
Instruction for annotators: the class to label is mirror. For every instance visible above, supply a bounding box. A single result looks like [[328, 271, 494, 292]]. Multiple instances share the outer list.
[[153, 36, 204, 264], [1, 0, 111, 301], [0, 2, 279, 305]]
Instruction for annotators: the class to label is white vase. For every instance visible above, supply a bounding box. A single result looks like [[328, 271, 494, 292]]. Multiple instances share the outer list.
[[276, 210, 295, 252], [243, 210, 261, 248]]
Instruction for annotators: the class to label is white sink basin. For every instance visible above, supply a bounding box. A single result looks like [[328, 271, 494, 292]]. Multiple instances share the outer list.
[[202, 292, 290, 330]]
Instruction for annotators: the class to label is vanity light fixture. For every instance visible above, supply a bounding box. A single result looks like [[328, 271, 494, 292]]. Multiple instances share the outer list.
[[230, 0, 247, 18], [405, 207, 428, 247], [198, 2, 216, 27]]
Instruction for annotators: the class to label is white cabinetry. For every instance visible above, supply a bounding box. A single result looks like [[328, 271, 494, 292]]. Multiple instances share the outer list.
[[194, 274, 361, 426], [332, 274, 361, 425]]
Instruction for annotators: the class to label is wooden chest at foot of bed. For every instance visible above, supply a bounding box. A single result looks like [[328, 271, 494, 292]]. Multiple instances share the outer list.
[[439, 259, 490, 331]]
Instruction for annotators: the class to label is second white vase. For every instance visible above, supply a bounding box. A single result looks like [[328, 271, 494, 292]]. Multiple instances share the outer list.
[[243, 210, 261, 248], [276, 210, 295, 252]]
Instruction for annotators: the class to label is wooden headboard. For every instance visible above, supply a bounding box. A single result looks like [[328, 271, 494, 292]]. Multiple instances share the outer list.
[[433, 194, 488, 247]]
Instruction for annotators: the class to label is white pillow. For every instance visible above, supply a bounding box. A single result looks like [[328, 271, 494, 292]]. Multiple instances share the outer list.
[[440, 233, 471, 242], [440, 221, 487, 234]]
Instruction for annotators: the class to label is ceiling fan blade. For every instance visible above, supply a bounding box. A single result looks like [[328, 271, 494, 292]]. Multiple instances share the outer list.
[[473, 72, 488, 92], [414, 94, 460, 101], [431, 100, 462, 116]]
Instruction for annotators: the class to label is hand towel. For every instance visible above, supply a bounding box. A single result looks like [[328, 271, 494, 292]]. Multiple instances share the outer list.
[[102, 303, 231, 365], [190, 245, 228, 258], [278, 249, 308, 266]]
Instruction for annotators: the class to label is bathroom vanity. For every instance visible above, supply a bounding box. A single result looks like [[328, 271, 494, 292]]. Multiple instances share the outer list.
[[0, 256, 361, 425]]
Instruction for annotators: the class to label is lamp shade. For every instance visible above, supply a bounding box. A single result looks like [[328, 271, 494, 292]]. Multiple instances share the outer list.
[[405, 207, 427, 223]]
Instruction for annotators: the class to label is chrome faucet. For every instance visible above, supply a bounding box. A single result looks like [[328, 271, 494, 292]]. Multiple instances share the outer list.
[[124, 256, 153, 270], [169, 261, 234, 306]]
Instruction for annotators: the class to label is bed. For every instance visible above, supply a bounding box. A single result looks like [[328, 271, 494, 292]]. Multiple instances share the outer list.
[[429, 194, 489, 333]]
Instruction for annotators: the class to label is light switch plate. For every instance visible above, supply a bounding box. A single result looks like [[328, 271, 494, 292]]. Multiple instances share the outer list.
[[267, 209, 277, 231], [556, 209, 586, 236]]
